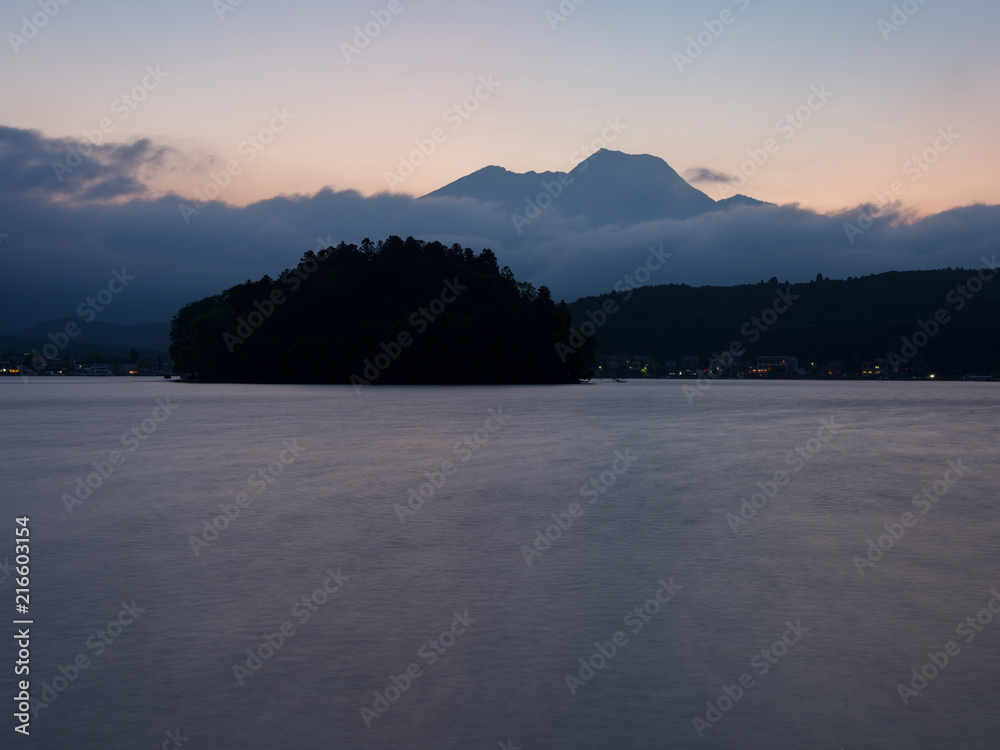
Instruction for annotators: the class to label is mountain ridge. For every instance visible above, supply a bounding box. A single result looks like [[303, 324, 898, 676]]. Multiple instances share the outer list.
[[423, 149, 767, 226]]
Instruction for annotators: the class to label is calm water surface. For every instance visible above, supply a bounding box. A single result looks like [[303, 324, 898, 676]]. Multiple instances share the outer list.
[[1, 378, 999, 749]]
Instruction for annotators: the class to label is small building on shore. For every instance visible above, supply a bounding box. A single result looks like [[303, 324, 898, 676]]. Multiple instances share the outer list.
[[753, 356, 800, 375]]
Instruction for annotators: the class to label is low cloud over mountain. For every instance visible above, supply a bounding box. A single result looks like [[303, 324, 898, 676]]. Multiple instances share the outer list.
[[1, 125, 997, 330]]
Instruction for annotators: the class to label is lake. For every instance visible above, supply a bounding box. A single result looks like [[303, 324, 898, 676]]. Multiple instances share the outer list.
[[2, 378, 998, 749]]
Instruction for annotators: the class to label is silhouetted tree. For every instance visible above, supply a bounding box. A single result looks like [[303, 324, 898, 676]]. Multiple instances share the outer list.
[[169, 237, 596, 384]]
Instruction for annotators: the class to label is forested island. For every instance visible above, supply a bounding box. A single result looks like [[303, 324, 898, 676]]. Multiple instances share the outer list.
[[169, 236, 596, 384], [170, 236, 998, 385]]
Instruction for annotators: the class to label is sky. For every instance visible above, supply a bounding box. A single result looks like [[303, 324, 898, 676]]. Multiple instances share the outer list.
[[1, 0, 999, 329]]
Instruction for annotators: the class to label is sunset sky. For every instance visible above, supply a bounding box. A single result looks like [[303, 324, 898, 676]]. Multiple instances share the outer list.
[[4, 0, 997, 214], [2, 0, 999, 329]]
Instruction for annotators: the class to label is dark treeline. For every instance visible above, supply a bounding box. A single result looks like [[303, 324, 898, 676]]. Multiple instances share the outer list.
[[169, 235, 596, 384], [569, 268, 1000, 376]]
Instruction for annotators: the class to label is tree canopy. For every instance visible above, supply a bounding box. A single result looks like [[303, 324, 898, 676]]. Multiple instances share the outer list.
[[170, 235, 596, 384]]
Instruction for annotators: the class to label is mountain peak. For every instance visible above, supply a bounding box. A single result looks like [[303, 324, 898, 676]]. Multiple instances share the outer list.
[[471, 164, 509, 175], [579, 148, 674, 169], [423, 151, 764, 226], [589, 148, 626, 159], [562, 150, 713, 223], [716, 194, 774, 209]]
